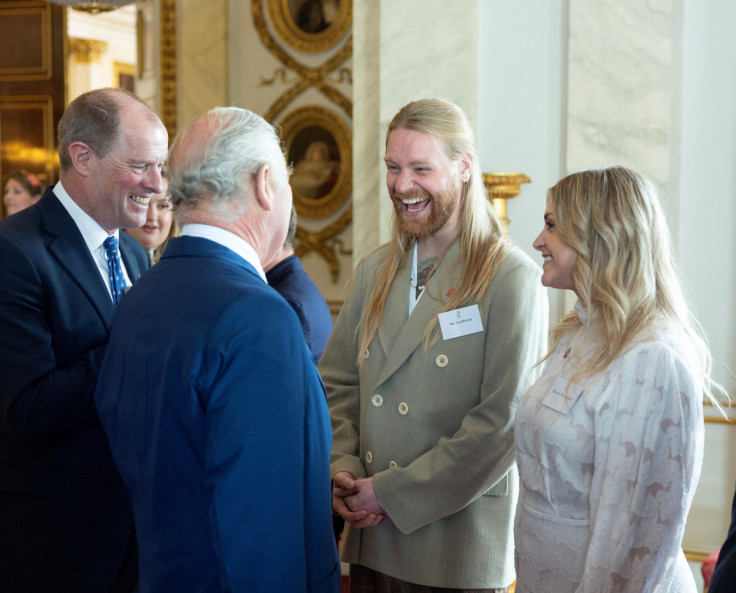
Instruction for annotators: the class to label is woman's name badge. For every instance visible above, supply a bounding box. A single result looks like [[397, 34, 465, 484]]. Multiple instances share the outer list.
[[543, 376, 585, 414], [438, 304, 483, 340]]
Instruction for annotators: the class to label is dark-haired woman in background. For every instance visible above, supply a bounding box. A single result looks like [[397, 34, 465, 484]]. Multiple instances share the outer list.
[[3, 170, 42, 216]]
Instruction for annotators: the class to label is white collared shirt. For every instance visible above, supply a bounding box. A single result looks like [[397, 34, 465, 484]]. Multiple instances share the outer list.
[[53, 181, 131, 301], [179, 223, 267, 283]]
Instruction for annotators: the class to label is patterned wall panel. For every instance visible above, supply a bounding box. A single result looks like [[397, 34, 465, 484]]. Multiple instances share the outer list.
[[250, 0, 352, 289]]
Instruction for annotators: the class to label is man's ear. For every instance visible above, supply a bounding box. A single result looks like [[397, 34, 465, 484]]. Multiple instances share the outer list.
[[253, 163, 274, 211], [459, 153, 473, 183], [67, 142, 93, 177]]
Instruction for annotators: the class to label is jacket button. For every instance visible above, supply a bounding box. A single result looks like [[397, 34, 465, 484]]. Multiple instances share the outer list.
[[398, 402, 409, 415], [436, 354, 448, 368], [365, 349, 370, 359], [365, 451, 373, 464], [389, 460, 398, 468], [371, 394, 383, 407]]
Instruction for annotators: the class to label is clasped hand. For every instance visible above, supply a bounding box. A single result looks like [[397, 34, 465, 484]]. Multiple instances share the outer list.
[[332, 472, 387, 528]]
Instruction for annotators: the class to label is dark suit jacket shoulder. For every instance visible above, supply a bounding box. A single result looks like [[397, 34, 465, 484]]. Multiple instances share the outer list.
[[266, 254, 333, 365], [0, 187, 148, 592], [710, 487, 736, 592]]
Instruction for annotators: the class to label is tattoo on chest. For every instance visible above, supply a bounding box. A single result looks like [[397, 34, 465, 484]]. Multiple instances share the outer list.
[[417, 256, 438, 287]]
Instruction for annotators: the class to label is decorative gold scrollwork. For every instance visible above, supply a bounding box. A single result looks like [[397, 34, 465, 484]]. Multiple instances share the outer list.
[[251, 0, 352, 282], [266, 0, 352, 54], [250, 0, 352, 121], [160, 0, 177, 140], [482, 172, 531, 227], [294, 208, 353, 283], [279, 105, 352, 220]]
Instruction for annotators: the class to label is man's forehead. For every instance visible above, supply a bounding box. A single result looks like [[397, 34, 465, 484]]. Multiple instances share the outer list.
[[385, 129, 448, 162]]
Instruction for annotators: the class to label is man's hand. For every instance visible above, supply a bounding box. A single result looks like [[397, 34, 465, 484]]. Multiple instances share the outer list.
[[332, 472, 386, 528]]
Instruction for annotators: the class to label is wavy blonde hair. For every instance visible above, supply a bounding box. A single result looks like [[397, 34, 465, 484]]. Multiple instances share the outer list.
[[357, 99, 509, 365], [546, 166, 720, 403]]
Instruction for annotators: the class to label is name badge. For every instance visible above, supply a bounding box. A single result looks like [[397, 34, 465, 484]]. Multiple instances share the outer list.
[[438, 305, 484, 340], [543, 375, 585, 414]]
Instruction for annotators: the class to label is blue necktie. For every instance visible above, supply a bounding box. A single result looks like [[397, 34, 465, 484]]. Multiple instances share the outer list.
[[103, 236, 127, 307]]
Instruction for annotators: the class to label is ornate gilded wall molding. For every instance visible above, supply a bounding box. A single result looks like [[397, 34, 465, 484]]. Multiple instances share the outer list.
[[294, 208, 352, 283], [160, 0, 176, 140], [251, 0, 352, 283], [251, 0, 352, 121], [69, 37, 108, 63], [482, 172, 531, 227], [280, 105, 352, 220], [266, 0, 352, 54]]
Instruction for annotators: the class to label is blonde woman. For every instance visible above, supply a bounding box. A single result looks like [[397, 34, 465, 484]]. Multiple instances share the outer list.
[[124, 177, 178, 264], [514, 166, 717, 593]]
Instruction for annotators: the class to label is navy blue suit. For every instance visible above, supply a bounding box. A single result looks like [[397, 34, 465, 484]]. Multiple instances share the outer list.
[[95, 236, 340, 593], [709, 486, 736, 593], [266, 254, 333, 365], [0, 188, 148, 592]]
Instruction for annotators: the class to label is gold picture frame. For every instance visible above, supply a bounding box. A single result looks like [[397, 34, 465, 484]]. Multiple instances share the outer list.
[[280, 105, 352, 220], [266, 0, 351, 54], [113, 61, 135, 92]]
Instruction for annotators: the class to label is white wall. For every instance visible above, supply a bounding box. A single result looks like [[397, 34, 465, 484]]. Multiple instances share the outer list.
[[477, 0, 570, 322], [477, 0, 736, 583], [674, 0, 736, 567], [66, 6, 137, 102], [675, 0, 736, 393]]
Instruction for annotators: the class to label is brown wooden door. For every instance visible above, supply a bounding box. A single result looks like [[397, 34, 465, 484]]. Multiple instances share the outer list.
[[0, 0, 66, 217]]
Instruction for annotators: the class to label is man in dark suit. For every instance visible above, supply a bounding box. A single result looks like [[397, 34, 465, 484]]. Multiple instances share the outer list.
[[265, 206, 333, 365], [94, 107, 340, 593], [709, 486, 736, 593], [0, 88, 167, 592]]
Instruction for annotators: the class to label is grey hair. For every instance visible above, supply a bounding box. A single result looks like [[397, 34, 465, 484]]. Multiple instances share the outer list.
[[166, 107, 288, 221]]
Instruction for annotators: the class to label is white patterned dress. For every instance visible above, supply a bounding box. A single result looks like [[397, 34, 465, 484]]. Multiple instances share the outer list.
[[514, 301, 703, 593]]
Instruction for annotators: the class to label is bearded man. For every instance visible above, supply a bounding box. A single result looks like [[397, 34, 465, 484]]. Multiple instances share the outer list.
[[319, 98, 548, 593]]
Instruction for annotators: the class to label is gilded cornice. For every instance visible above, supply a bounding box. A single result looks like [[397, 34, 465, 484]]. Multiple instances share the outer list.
[[69, 37, 108, 64]]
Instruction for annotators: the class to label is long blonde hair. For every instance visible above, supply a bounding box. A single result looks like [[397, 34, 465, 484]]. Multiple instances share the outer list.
[[357, 99, 509, 365], [547, 166, 719, 402]]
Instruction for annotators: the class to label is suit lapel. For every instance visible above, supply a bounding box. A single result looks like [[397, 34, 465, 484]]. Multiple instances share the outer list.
[[376, 253, 411, 357], [39, 190, 116, 326], [375, 240, 463, 388], [119, 231, 147, 284]]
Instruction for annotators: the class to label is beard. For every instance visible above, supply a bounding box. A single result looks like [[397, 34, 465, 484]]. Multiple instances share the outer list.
[[390, 184, 460, 238]]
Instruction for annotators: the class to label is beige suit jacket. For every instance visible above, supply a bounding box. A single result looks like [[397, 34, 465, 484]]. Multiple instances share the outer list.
[[320, 240, 548, 588]]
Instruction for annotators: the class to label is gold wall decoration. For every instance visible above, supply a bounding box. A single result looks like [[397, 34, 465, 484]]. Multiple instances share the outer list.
[[294, 208, 352, 283], [113, 61, 135, 91], [279, 105, 352, 220], [0, 3, 53, 81], [69, 38, 108, 64], [266, 0, 352, 54], [160, 0, 177, 140], [0, 95, 57, 190], [252, 0, 352, 284], [48, 0, 137, 14], [482, 172, 531, 226], [251, 0, 352, 121]]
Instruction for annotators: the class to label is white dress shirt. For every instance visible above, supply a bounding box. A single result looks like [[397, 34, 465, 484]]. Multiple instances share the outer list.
[[179, 223, 267, 283], [53, 181, 131, 302]]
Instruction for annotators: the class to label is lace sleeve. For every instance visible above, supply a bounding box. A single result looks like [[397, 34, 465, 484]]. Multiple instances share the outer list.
[[577, 341, 703, 592]]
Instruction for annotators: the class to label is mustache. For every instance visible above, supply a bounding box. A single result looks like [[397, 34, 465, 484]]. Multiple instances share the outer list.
[[391, 189, 431, 202]]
